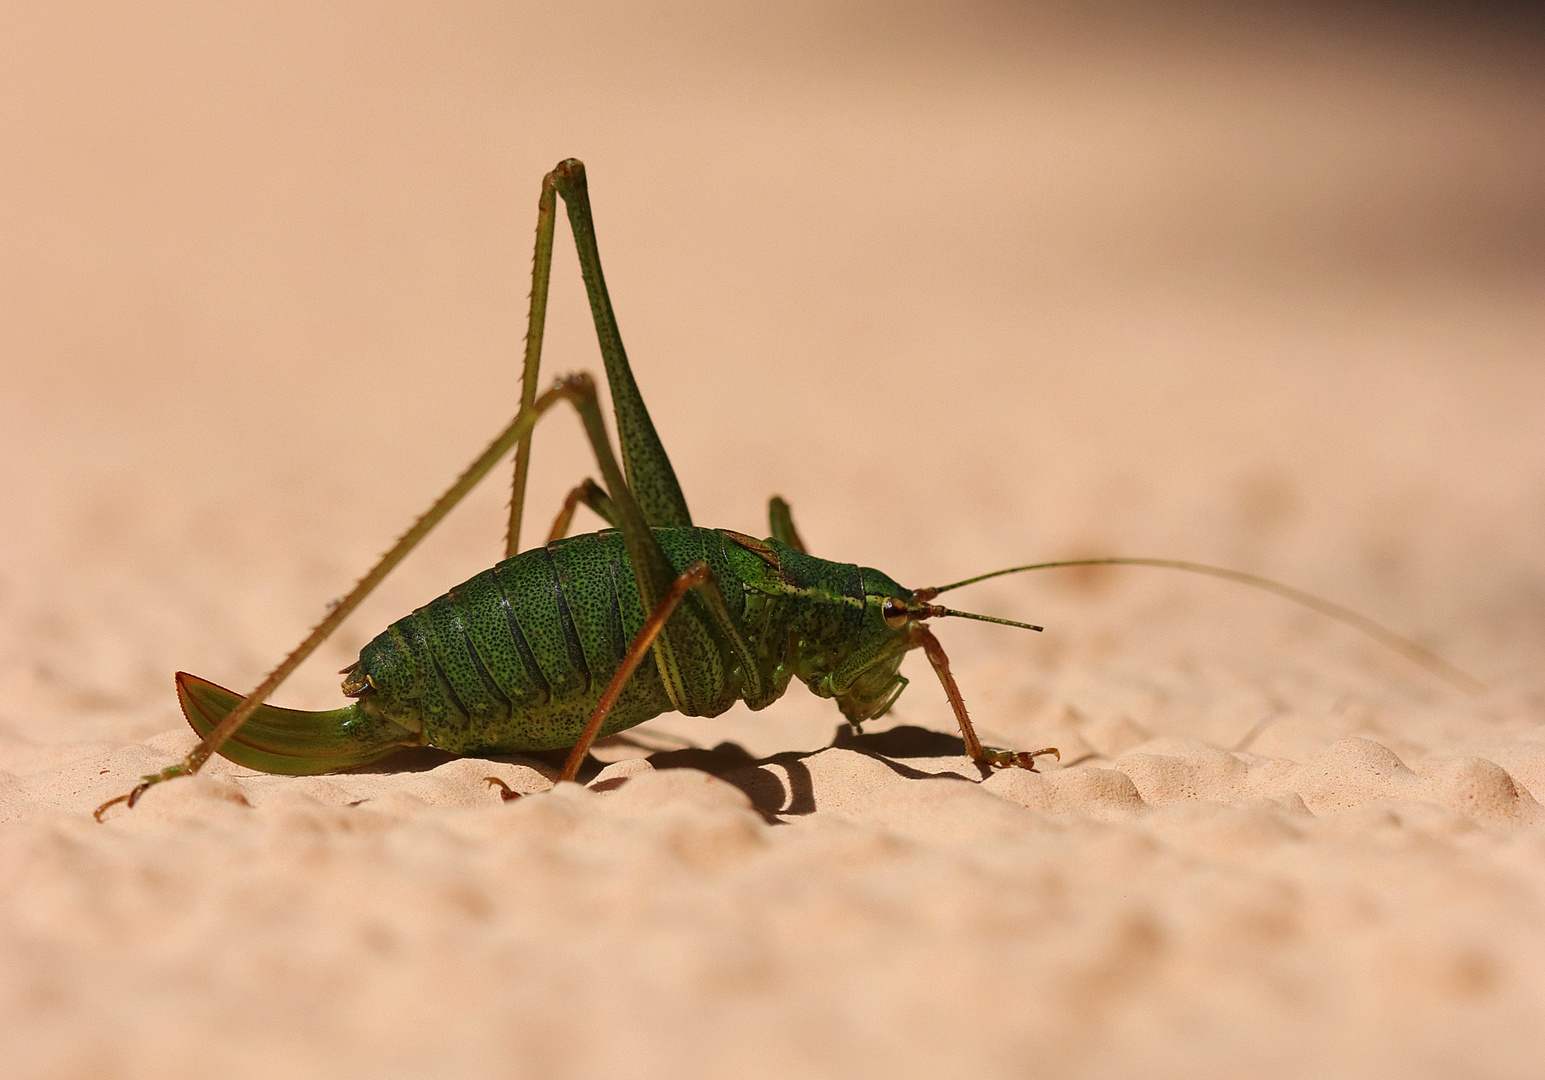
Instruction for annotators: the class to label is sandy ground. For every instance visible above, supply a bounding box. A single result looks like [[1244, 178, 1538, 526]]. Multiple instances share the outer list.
[[2, 3, 1543, 1078]]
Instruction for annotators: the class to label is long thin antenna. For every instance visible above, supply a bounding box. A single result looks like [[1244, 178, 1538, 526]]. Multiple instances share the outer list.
[[919, 557, 1482, 696], [941, 609, 1043, 632]]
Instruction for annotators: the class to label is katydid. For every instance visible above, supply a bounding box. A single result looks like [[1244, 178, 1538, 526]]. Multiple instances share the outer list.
[[94, 159, 1477, 821]]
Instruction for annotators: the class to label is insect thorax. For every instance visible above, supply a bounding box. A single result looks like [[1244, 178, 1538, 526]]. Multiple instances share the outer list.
[[749, 540, 916, 726]]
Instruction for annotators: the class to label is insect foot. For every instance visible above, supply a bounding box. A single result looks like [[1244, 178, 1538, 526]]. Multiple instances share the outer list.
[[485, 777, 523, 803], [93, 761, 194, 821], [980, 746, 1061, 773]]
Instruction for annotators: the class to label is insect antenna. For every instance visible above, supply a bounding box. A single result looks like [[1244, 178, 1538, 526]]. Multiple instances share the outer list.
[[938, 609, 1043, 632], [915, 557, 1482, 695]]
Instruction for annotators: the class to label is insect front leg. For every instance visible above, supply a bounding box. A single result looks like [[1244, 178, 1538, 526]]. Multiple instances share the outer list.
[[915, 626, 1059, 774]]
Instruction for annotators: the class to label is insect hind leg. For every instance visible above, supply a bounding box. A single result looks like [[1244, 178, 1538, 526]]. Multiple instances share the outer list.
[[96, 372, 656, 821], [547, 478, 616, 543], [509, 159, 694, 559]]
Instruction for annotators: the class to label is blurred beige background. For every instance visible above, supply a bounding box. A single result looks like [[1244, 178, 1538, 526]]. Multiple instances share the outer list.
[[2, 2, 1540, 717], [1, 3, 1542, 1078]]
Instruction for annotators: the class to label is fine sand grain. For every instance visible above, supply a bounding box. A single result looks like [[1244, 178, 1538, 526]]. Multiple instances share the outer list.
[[3, 4, 1542, 1078]]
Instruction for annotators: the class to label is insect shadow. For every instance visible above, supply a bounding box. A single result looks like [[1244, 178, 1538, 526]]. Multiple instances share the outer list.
[[530, 724, 983, 821]]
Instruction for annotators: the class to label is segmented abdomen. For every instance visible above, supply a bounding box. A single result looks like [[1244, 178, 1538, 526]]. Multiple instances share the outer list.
[[353, 528, 746, 754]]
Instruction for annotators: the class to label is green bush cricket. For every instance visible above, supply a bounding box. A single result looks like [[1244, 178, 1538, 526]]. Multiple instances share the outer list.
[[95, 159, 1479, 821]]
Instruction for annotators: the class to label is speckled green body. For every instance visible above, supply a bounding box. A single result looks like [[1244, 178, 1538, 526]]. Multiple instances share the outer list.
[[167, 161, 928, 784], [340, 526, 916, 757]]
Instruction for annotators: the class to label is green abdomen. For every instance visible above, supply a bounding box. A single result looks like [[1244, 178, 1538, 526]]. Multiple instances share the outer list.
[[353, 527, 751, 753]]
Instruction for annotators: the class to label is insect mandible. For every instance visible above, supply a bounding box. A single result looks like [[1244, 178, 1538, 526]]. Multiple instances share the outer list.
[[94, 158, 1479, 820]]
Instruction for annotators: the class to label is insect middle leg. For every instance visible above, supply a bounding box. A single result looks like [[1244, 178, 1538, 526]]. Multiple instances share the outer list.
[[547, 478, 615, 543], [485, 558, 755, 795], [558, 559, 714, 782]]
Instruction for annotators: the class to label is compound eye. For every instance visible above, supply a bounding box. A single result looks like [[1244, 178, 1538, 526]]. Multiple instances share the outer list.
[[882, 598, 910, 630]]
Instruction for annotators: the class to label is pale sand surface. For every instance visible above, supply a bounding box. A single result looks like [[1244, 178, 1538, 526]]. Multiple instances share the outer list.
[[3, 4, 1543, 1078]]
